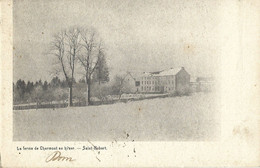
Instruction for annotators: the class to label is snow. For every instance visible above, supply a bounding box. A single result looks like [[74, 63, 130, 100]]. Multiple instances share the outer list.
[[153, 67, 183, 76], [13, 92, 220, 141]]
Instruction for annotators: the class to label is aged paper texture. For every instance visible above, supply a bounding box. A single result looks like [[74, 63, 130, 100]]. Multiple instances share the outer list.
[[1, 0, 259, 167]]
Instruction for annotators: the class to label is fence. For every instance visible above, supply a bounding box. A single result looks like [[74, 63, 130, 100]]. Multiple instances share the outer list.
[[13, 94, 170, 111]]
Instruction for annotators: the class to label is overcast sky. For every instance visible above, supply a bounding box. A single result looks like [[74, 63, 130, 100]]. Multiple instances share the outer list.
[[13, 0, 221, 82]]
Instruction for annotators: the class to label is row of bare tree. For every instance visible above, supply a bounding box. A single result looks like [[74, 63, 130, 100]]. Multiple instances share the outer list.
[[50, 27, 106, 106]]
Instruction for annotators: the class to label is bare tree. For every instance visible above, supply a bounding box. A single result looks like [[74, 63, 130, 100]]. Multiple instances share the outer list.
[[78, 29, 103, 105], [111, 75, 133, 100], [112, 75, 125, 100], [50, 28, 81, 106], [65, 28, 81, 106]]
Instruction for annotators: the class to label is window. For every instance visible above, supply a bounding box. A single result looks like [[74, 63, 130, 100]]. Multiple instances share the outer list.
[[135, 81, 140, 86]]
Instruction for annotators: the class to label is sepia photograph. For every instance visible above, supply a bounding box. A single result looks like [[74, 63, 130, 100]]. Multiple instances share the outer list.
[[13, 0, 221, 142], [1, 0, 259, 167]]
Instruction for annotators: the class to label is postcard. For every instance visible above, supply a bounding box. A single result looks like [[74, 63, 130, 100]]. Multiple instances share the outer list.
[[1, 0, 259, 167]]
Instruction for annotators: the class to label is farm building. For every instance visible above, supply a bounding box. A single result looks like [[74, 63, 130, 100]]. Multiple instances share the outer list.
[[121, 72, 140, 93], [189, 76, 215, 92], [123, 67, 190, 93], [190, 76, 199, 92], [196, 77, 215, 92]]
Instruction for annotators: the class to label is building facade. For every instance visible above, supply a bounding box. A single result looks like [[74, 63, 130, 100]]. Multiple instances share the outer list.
[[134, 67, 190, 93]]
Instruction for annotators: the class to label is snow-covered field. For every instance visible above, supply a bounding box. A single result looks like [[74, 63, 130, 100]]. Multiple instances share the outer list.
[[13, 92, 220, 141]]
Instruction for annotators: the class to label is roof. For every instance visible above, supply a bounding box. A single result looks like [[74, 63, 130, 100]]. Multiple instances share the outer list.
[[197, 77, 215, 82], [150, 70, 163, 74], [124, 72, 136, 80], [153, 67, 183, 76], [190, 76, 198, 83], [126, 67, 187, 80], [124, 71, 148, 81], [126, 72, 148, 79]]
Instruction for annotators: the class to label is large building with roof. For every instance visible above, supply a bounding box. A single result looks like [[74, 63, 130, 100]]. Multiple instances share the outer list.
[[123, 67, 190, 93]]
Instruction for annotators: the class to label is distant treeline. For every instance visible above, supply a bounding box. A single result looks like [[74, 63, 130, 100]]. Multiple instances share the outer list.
[[13, 77, 77, 104], [13, 74, 133, 105]]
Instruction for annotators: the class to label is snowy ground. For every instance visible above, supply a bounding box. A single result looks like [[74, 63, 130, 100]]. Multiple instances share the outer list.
[[13, 92, 220, 141]]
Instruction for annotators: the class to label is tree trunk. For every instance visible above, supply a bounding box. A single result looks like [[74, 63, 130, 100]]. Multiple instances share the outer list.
[[119, 90, 122, 100], [68, 86, 73, 107], [86, 77, 91, 106], [86, 83, 89, 106], [88, 81, 91, 104]]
